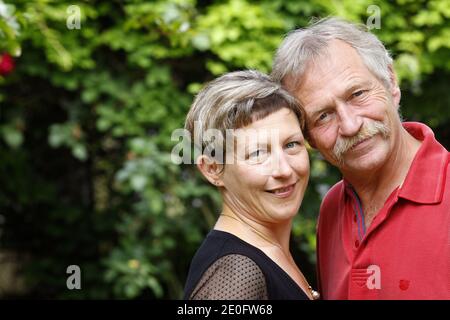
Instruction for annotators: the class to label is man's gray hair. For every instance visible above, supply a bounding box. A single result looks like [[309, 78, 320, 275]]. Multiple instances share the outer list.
[[271, 17, 393, 90], [185, 70, 305, 161]]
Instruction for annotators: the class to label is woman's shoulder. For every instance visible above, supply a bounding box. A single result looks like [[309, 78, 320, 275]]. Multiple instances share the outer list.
[[183, 230, 269, 299], [184, 229, 309, 300], [194, 229, 267, 260], [188, 252, 268, 300]]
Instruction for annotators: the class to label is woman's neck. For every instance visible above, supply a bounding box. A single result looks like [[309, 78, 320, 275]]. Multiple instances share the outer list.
[[214, 204, 292, 254]]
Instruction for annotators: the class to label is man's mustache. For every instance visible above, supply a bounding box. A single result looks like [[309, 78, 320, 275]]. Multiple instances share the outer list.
[[333, 121, 391, 164]]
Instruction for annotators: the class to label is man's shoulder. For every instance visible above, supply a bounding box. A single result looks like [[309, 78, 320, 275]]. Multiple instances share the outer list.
[[317, 180, 345, 227], [321, 180, 345, 209]]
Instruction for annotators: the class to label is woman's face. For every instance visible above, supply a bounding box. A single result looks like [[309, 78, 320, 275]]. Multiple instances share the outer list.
[[221, 108, 310, 224]]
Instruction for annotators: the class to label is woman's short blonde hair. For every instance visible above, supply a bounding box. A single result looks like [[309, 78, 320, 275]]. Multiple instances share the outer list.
[[185, 70, 305, 163]]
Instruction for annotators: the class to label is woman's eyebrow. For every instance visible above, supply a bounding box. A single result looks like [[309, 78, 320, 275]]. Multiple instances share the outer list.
[[284, 131, 304, 141]]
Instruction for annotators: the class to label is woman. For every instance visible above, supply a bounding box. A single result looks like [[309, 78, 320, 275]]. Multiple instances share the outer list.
[[183, 70, 319, 300]]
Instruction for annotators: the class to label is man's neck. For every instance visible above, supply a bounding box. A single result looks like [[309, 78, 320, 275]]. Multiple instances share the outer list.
[[343, 127, 422, 228]]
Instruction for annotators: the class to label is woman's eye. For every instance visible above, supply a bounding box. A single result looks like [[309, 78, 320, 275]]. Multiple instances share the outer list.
[[286, 141, 300, 149], [249, 150, 260, 158], [249, 149, 266, 159]]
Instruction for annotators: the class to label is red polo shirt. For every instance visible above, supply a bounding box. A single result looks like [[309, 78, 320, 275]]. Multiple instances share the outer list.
[[316, 122, 450, 299]]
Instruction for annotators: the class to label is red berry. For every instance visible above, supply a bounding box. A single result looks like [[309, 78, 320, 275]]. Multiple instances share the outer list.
[[0, 53, 15, 76]]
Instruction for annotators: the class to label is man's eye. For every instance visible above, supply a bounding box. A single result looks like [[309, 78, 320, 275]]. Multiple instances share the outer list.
[[318, 112, 329, 121], [352, 90, 365, 98], [314, 110, 334, 126]]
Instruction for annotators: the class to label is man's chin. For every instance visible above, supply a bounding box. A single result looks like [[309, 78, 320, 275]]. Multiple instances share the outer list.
[[340, 152, 388, 173]]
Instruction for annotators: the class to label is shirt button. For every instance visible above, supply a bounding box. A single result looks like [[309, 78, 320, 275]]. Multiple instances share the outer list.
[[354, 240, 360, 248]]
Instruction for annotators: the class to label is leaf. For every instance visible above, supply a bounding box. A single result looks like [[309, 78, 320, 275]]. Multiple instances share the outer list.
[[72, 144, 88, 161], [191, 33, 210, 51], [1, 124, 23, 148], [130, 175, 148, 191], [48, 125, 65, 147], [147, 277, 163, 298]]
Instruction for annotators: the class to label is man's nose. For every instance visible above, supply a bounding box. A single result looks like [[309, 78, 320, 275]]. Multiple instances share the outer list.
[[337, 103, 363, 137]]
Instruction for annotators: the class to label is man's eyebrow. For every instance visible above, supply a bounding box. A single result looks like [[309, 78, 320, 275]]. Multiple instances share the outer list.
[[344, 80, 372, 94], [306, 80, 373, 120], [308, 106, 331, 121]]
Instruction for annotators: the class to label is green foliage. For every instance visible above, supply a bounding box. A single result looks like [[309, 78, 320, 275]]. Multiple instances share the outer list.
[[0, 0, 23, 56], [0, 0, 448, 299]]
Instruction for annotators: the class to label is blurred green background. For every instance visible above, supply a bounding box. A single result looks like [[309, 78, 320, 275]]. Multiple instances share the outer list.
[[0, 0, 448, 299]]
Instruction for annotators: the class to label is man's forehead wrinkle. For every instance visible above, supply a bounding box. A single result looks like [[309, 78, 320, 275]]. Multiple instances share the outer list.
[[290, 40, 370, 112], [299, 54, 368, 110]]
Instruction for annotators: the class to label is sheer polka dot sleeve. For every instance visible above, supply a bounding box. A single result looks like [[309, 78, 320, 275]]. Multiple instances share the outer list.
[[189, 254, 268, 300]]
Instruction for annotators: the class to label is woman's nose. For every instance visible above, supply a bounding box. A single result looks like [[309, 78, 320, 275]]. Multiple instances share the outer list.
[[271, 152, 293, 179]]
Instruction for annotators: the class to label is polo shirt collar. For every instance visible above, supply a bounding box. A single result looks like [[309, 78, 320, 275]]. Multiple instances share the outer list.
[[398, 122, 449, 204], [342, 122, 449, 204]]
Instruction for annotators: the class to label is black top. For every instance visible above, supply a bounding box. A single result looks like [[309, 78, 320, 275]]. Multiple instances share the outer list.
[[183, 229, 309, 300]]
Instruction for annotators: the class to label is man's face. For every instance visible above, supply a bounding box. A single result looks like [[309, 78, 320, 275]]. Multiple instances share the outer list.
[[291, 40, 401, 174]]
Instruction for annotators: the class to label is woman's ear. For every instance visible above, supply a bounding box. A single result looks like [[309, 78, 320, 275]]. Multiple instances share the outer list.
[[196, 155, 224, 187]]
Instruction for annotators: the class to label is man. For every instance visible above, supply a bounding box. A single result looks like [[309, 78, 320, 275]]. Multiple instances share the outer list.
[[272, 17, 450, 299]]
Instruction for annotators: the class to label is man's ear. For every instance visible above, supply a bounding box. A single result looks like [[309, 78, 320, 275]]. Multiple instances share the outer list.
[[304, 129, 316, 149], [307, 137, 316, 149], [196, 155, 224, 187], [387, 64, 401, 108]]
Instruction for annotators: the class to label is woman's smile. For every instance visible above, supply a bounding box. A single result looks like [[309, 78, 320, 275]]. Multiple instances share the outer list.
[[265, 181, 298, 198]]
